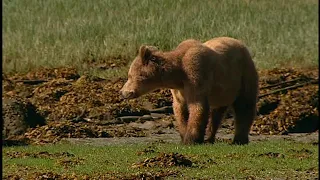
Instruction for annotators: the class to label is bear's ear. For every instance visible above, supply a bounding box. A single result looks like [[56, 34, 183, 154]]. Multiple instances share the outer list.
[[139, 45, 152, 65]]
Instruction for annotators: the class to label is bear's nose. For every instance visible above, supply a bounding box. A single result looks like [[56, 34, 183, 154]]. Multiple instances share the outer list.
[[120, 90, 134, 99]]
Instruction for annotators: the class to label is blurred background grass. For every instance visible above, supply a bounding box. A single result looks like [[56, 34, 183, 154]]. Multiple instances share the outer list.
[[3, 0, 318, 77]]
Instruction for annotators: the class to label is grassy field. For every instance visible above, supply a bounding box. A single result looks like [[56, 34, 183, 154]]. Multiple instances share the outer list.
[[3, 140, 318, 179], [3, 0, 318, 76]]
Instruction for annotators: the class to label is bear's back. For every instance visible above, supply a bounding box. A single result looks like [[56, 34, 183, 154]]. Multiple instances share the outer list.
[[203, 37, 247, 55], [173, 39, 203, 57]]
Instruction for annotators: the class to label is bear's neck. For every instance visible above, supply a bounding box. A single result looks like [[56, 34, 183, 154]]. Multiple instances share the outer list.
[[159, 52, 186, 90]]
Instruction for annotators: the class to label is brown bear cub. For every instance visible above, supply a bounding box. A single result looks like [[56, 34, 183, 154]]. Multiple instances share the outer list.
[[120, 37, 259, 145]]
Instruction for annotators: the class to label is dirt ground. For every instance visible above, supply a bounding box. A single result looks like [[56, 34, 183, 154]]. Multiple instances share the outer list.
[[64, 118, 319, 146], [2, 66, 319, 145]]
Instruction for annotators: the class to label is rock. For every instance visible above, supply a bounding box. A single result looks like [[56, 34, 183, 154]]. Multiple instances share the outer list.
[[2, 97, 46, 139]]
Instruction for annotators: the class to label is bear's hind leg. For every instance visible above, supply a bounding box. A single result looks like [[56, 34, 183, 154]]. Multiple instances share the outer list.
[[184, 99, 209, 144], [206, 106, 228, 143], [232, 98, 256, 145]]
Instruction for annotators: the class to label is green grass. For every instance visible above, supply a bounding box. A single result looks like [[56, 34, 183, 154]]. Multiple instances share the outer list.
[[3, 140, 318, 179], [3, 0, 318, 76]]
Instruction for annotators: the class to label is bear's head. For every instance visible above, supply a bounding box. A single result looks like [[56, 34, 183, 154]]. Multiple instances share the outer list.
[[120, 45, 165, 99]]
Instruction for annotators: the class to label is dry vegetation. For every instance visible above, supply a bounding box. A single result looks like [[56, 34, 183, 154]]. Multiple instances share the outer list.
[[2, 67, 318, 145]]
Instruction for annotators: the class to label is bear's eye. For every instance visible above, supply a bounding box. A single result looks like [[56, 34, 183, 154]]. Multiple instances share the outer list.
[[150, 56, 157, 62]]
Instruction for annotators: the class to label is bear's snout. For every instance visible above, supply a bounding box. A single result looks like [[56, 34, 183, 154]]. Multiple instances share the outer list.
[[120, 80, 139, 99], [119, 89, 136, 99]]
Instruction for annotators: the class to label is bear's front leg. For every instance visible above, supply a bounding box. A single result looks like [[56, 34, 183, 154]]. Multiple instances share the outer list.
[[171, 90, 189, 141], [172, 100, 189, 141], [184, 99, 209, 144]]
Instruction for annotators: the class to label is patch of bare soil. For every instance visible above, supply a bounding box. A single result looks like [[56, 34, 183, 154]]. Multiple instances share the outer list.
[[3, 169, 179, 180], [23, 120, 148, 145], [8, 67, 80, 81], [55, 158, 85, 169], [2, 66, 319, 145], [136, 146, 157, 155], [252, 148, 315, 160], [287, 148, 314, 160], [256, 152, 285, 158], [132, 152, 193, 168], [6, 151, 75, 159]]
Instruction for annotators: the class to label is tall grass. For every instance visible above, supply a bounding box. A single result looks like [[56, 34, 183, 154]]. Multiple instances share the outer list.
[[3, 0, 318, 76]]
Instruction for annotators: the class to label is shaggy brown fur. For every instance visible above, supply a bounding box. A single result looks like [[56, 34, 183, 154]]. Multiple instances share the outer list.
[[120, 37, 259, 145]]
